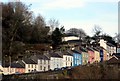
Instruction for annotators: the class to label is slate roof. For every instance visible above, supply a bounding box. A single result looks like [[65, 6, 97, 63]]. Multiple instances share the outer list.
[[49, 52, 63, 58], [86, 47, 94, 52], [11, 63, 25, 68], [63, 51, 73, 56], [107, 42, 116, 47], [22, 58, 37, 64], [30, 54, 50, 63], [112, 53, 120, 59], [2, 62, 25, 68], [80, 47, 88, 52], [107, 57, 120, 64], [71, 49, 81, 54], [93, 47, 100, 52], [65, 33, 78, 37]]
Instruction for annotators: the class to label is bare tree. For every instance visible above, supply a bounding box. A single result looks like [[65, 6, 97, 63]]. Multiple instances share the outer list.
[[92, 25, 103, 37], [48, 18, 59, 33]]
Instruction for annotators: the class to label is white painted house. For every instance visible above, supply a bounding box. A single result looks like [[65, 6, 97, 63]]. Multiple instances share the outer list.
[[31, 54, 50, 72], [62, 33, 79, 42], [99, 39, 116, 59], [49, 52, 63, 70], [62, 51, 73, 67]]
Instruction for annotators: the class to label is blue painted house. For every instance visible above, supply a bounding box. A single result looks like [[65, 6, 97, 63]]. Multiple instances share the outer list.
[[100, 49, 104, 62], [71, 50, 82, 66]]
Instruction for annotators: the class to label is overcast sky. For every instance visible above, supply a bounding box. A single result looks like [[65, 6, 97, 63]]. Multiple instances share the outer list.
[[3, 0, 119, 37]]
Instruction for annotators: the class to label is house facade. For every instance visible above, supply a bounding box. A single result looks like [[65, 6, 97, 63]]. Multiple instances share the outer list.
[[72, 50, 82, 66], [62, 33, 79, 42], [49, 52, 63, 70], [99, 39, 116, 59], [87, 47, 95, 64], [20, 58, 38, 73], [62, 51, 73, 67], [93, 48, 100, 63], [31, 54, 50, 72], [80, 48, 89, 65], [3, 63, 25, 75]]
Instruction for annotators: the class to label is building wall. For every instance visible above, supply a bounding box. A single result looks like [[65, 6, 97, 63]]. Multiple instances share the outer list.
[[73, 53, 82, 66], [88, 51, 94, 64], [3, 67, 9, 75], [103, 49, 108, 61], [62, 55, 73, 67], [38, 59, 50, 72], [25, 64, 38, 73], [15, 68, 25, 74], [82, 52, 89, 65], [94, 51, 100, 63], [62, 36, 79, 42], [99, 39, 107, 49], [50, 57, 63, 70], [100, 50, 103, 62]]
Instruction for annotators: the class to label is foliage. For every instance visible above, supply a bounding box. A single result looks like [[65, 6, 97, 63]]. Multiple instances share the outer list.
[[52, 27, 65, 49], [67, 28, 86, 40]]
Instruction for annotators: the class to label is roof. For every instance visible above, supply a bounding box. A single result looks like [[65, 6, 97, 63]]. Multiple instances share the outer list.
[[72, 49, 81, 54], [80, 47, 88, 52], [67, 40, 81, 44], [16, 60, 25, 67], [107, 42, 116, 47], [49, 52, 63, 58], [107, 57, 120, 64], [11, 63, 25, 68], [93, 47, 100, 52], [63, 51, 73, 56], [65, 33, 78, 37], [2, 62, 25, 68], [31, 54, 50, 63], [112, 53, 120, 59], [87, 47, 94, 52], [22, 58, 37, 64]]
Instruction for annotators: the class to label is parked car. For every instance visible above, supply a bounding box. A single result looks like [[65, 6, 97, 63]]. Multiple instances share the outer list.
[[54, 68, 61, 71]]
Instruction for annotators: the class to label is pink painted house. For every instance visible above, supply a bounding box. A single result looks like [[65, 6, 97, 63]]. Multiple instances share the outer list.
[[87, 47, 95, 64]]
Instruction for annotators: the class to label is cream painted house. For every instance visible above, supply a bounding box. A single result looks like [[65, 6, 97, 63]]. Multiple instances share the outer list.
[[17, 58, 37, 73], [62, 51, 73, 67], [93, 48, 100, 63], [49, 52, 63, 70], [31, 54, 50, 72]]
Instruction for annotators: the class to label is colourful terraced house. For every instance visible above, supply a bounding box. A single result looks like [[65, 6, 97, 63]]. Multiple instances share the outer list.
[[80, 47, 89, 65], [71, 49, 82, 66], [87, 47, 95, 64], [93, 48, 101, 63]]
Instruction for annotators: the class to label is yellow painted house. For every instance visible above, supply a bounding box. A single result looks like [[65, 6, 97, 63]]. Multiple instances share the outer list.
[[93, 48, 100, 63]]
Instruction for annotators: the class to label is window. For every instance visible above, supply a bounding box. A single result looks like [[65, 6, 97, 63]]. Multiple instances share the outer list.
[[35, 65, 36, 68], [28, 65, 30, 68], [44, 60, 46, 64], [31, 65, 33, 68], [48, 65, 50, 70], [40, 66, 42, 70], [40, 60, 42, 64], [44, 67, 46, 71], [66, 57, 67, 61]]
